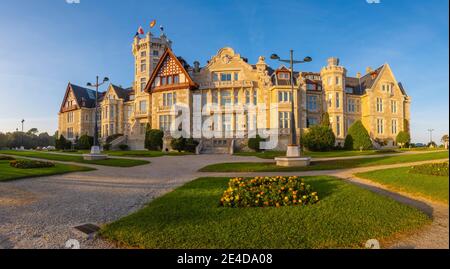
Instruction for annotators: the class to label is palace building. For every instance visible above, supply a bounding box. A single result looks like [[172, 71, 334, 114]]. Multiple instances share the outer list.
[[58, 30, 411, 153]]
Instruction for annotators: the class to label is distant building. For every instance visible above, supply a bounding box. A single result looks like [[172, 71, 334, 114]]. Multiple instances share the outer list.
[[58, 31, 411, 152]]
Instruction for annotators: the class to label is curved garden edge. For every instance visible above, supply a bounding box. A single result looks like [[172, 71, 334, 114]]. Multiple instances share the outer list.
[[337, 173, 448, 249]]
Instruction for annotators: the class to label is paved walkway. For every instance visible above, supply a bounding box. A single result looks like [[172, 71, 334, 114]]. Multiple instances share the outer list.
[[0, 153, 448, 249]]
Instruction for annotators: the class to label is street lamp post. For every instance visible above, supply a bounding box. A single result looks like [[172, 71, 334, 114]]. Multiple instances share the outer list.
[[85, 76, 109, 158], [427, 129, 435, 147], [270, 50, 312, 158], [20, 119, 25, 150]]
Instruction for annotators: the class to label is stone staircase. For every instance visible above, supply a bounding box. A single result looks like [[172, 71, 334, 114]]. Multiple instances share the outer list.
[[200, 139, 232, 154]]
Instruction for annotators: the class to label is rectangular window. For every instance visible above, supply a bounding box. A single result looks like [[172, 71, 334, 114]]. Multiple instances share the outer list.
[[163, 92, 176, 106], [307, 117, 318, 128], [220, 90, 231, 106], [253, 89, 257, 105], [139, 100, 147, 112], [153, 50, 159, 56], [234, 72, 239, 81], [376, 98, 383, 112], [306, 84, 315, 91], [234, 89, 239, 104], [245, 90, 250, 104], [392, 119, 398, 134], [345, 87, 354, 94], [391, 100, 397, 113], [278, 112, 290, 128], [328, 93, 333, 108], [335, 76, 340, 85], [212, 90, 218, 104], [336, 116, 341, 136], [327, 77, 332, 86], [347, 119, 354, 131], [307, 95, 317, 111], [160, 76, 166, 86], [67, 112, 74, 123], [173, 75, 179, 84], [140, 78, 147, 91], [140, 51, 146, 57], [110, 105, 114, 118], [67, 127, 73, 139], [140, 60, 146, 72], [202, 91, 207, 107], [159, 115, 172, 131], [278, 91, 292, 102], [377, 118, 384, 134], [220, 73, 232, 81], [278, 73, 289, 80], [213, 73, 218, 81], [336, 93, 340, 108], [348, 99, 355, 112]]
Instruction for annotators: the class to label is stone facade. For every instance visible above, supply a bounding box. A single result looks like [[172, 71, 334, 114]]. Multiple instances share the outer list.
[[58, 31, 411, 151]]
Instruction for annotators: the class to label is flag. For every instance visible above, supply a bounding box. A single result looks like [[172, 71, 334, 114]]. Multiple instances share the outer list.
[[149, 20, 156, 28], [138, 26, 144, 35]]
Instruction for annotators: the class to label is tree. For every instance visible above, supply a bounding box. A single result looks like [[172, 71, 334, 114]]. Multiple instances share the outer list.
[[55, 134, 71, 150], [321, 112, 331, 128], [344, 120, 373, 150], [396, 131, 411, 148], [302, 125, 335, 151], [77, 134, 93, 150], [248, 135, 264, 152], [145, 126, 164, 151], [27, 128, 39, 135]]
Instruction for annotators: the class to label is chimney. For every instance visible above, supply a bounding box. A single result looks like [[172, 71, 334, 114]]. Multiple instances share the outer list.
[[327, 57, 339, 67], [366, 67, 373, 73], [356, 72, 361, 79], [193, 61, 200, 73]]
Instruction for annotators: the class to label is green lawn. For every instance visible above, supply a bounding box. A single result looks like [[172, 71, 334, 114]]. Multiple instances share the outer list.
[[100, 176, 430, 249], [234, 149, 403, 159], [0, 151, 150, 167], [0, 160, 94, 182], [200, 151, 449, 172], [356, 165, 449, 203], [54, 150, 193, 158]]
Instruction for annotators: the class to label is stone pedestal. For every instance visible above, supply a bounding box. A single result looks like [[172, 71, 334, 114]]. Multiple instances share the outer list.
[[83, 146, 108, 160], [275, 145, 311, 167]]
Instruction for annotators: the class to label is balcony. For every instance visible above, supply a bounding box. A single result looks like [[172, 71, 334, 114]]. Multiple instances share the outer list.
[[198, 80, 254, 89]]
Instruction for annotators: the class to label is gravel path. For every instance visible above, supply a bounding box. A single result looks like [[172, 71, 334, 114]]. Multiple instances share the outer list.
[[0, 153, 448, 249]]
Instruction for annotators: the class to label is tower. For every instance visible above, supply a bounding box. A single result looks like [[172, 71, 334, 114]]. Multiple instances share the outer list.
[[320, 57, 346, 143], [132, 31, 172, 95]]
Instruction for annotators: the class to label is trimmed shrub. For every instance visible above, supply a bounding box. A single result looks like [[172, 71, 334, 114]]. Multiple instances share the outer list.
[[118, 144, 129, 151], [185, 138, 199, 153], [171, 137, 187, 152], [302, 125, 335, 151], [410, 162, 448, 177], [103, 143, 111, 151], [77, 134, 93, 150], [248, 135, 264, 152], [10, 160, 55, 169], [220, 176, 319, 208], [344, 121, 373, 150], [396, 131, 411, 148], [55, 135, 71, 150], [0, 156, 15, 161], [145, 128, 164, 151]]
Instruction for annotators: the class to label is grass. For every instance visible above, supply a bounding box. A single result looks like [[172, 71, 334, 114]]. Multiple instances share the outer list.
[[356, 165, 449, 203], [100, 176, 430, 249], [0, 159, 94, 182], [51, 150, 193, 158], [200, 151, 449, 172], [234, 149, 403, 159], [0, 151, 150, 167]]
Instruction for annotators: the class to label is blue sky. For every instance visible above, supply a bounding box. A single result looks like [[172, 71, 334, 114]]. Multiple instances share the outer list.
[[0, 0, 448, 143]]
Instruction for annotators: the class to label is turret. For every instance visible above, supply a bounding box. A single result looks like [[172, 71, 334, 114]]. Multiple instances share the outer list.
[[320, 57, 347, 142]]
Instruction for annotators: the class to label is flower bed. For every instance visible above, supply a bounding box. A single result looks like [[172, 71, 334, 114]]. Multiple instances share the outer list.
[[409, 162, 448, 177], [0, 156, 15, 160], [10, 160, 55, 169], [220, 176, 319, 208]]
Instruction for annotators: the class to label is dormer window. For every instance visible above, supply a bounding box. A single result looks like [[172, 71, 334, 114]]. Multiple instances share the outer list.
[[220, 73, 232, 81], [278, 72, 289, 80], [345, 87, 354, 94], [306, 84, 315, 91]]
